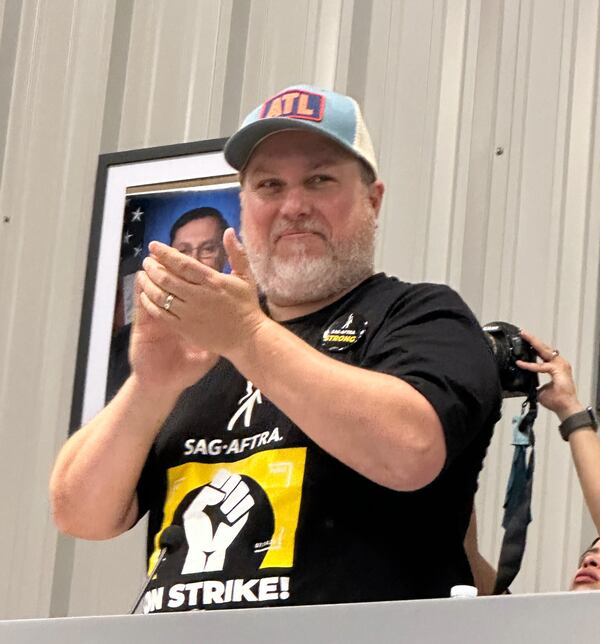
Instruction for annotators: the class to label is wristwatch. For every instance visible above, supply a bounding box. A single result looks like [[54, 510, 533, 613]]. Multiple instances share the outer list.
[[558, 406, 598, 442]]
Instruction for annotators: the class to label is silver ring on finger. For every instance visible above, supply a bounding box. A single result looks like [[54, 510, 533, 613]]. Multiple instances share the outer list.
[[550, 349, 559, 360], [163, 292, 175, 312]]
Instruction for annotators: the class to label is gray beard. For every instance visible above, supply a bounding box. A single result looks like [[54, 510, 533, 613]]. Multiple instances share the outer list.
[[243, 218, 376, 307]]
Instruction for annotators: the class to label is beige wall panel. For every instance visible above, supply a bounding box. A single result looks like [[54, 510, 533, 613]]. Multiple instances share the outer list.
[[427, 0, 474, 284], [459, 0, 504, 315], [311, 0, 343, 89], [481, 0, 566, 595], [475, 0, 600, 594], [118, 0, 165, 148], [447, 0, 482, 290], [545, 0, 600, 589], [476, 0, 528, 562], [119, 0, 234, 149], [67, 524, 147, 616], [0, 0, 116, 619], [333, 0, 359, 91], [366, 0, 442, 281], [239, 0, 344, 118]]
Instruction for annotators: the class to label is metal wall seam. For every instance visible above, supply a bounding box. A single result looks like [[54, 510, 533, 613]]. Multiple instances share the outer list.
[[426, 0, 471, 286], [0, 0, 117, 618], [448, 0, 482, 292], [118, 1, 164, 150], [533, 0, 578, 594], [414, 0, 445, 281], [475, 0, 524, 562]]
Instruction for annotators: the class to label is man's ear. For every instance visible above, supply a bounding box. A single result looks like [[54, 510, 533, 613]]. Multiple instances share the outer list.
[[368, 180, 385, 217]]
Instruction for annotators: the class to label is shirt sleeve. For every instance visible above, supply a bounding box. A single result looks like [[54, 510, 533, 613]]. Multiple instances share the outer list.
[[360, 283, 502, 468]]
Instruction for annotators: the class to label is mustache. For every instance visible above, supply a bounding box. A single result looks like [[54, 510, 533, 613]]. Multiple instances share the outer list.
[[270, 218, 329, 243]]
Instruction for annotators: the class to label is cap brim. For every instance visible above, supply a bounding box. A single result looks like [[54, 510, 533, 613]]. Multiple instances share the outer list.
[[224, 118, 356, 172]]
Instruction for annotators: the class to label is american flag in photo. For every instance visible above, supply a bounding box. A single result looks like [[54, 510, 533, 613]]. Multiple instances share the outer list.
[[119, 198, 146, 324], [120, 198, 146, 272]]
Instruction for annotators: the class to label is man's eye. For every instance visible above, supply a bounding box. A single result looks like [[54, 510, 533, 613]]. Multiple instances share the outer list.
[[257, 179, 281, 190], [308, 175, 332, 186]]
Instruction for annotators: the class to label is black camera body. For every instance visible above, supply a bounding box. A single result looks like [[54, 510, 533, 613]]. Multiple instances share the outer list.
[[483, 321, 538, 398]]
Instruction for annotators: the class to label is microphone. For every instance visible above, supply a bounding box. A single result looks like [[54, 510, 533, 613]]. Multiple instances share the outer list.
[[129, 525, 185, 614]]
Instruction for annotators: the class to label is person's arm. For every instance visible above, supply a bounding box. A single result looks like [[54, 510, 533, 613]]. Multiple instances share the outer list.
[[517, 330, 600, 533], [568, 430, 600, 534], [50, 376, 180, 539], [229, 316, 445, 491], [464, 509, 497, 596], [138, 233, 499, 491], [50, 276, 217, 539]]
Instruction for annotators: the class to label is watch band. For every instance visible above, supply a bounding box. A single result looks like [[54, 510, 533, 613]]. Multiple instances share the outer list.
[[558, 407, 598, 442]]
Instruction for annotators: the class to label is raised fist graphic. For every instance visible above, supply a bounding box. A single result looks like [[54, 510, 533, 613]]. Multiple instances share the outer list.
[[182, 469, 255, 574]]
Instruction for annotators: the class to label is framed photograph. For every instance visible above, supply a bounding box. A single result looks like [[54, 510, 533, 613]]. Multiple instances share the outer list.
[[70, 138, 240, 433]]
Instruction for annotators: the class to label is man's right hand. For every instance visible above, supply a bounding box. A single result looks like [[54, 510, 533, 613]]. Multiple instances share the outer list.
[[50, 272, 219, 540], [130, 271, 219, 394]]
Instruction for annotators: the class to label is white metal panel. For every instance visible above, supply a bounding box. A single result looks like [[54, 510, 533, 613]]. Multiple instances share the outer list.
[[476, 0, 528, 566], [365, 0, 441, 281], [550, 0, 600, 589], [0, 0, 116, 619], [475, 0, 600, 594], [426, 0, 473, 284], [117, 0, 236, 148], [239, 0, 345, 119]]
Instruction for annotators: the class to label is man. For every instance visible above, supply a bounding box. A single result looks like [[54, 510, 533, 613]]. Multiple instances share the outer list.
[[51, 85, 501, 612], [169, 207, 228, 272], [106, 206, 228, 400]]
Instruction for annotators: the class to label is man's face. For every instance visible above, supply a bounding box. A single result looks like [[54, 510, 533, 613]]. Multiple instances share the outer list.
[[570, 541, 600, 591], [240, 130, 384, 306], [171, 217, 226, 272]]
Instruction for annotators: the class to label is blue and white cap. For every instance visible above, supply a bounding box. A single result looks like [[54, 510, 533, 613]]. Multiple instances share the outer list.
[[224, 85, 378, 178]]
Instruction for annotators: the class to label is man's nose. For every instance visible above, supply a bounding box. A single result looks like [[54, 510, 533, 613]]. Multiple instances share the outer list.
[[279, 186, 311, 218]]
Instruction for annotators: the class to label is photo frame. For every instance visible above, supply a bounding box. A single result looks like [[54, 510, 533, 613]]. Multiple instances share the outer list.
[[70, 138, 240, 434]]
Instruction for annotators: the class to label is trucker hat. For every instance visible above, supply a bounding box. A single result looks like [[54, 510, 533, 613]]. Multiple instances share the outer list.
[[224, 84, 378, 178]]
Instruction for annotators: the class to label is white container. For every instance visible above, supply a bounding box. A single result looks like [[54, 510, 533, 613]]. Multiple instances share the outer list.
[[450, 584, 478, 598]]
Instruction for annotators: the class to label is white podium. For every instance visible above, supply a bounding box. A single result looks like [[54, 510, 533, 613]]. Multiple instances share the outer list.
[[0, 591, 598, 644]]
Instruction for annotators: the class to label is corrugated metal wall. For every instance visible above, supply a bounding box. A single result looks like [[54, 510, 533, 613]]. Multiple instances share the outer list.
[[0, 0, 598, 618]]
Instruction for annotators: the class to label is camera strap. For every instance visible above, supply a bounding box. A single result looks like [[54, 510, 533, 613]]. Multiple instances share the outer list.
[[493, 392, 537, 594]]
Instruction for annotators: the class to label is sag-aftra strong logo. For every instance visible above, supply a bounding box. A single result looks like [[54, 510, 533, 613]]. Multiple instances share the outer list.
[[260, 89, 325, 121]]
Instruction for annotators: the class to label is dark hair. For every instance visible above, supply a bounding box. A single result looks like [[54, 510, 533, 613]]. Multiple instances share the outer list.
[[169, 207, 228, 244]]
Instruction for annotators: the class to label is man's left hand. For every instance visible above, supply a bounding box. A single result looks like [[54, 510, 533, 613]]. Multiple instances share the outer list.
[[138, 228, 267, 358]]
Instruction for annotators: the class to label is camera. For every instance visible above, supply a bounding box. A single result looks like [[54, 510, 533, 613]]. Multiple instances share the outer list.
[[482, 321, 539, 398]]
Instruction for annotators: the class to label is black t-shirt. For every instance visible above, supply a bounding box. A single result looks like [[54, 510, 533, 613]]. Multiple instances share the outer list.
[[136, 274, 501, 613]]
